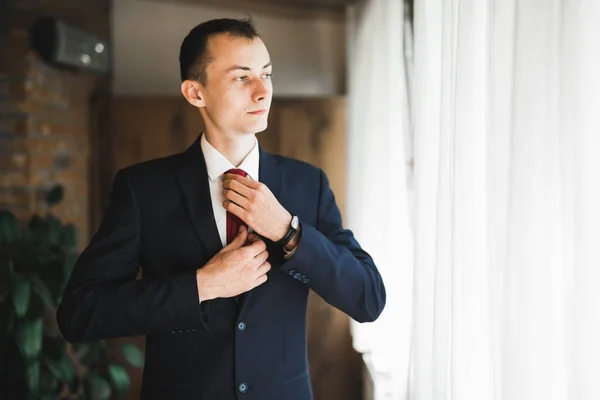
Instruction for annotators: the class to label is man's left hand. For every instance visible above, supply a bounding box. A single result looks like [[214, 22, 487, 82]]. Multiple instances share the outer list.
[[222, 173, 291, 242]]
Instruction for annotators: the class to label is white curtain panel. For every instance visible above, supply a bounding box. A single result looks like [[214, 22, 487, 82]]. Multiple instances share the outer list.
[[346, 0, 414, 398], [410, 0, 600, 399]]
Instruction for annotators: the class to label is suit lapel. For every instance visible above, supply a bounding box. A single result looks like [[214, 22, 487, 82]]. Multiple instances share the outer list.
[[176, 136, 223, 258], [258, 146, 284, 206]]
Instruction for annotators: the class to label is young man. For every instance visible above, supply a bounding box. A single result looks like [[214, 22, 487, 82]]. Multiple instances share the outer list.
[[57, 18, 386, 400]]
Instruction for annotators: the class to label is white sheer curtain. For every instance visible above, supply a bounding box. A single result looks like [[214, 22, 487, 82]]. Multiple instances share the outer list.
[[347, 0, 600, 399], [410, 1, 600, 400], [346, 0, 413, 398]]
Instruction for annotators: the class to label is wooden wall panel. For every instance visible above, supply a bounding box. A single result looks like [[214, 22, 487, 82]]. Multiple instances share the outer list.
[[107, 96, 362, 400]]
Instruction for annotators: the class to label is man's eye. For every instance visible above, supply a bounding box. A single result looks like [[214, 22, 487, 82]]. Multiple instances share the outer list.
[[235, 76, 248, 82], [262, 73, 273, 79]]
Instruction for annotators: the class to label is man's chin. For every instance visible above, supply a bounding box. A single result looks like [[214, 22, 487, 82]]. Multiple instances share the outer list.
[[244, 121, 269, 135]]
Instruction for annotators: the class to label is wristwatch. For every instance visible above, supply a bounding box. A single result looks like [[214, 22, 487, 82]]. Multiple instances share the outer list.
[[278, 215, 299, 246]]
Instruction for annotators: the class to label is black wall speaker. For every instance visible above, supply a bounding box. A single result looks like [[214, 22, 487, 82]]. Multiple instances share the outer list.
[[31, 17, 110, 73]]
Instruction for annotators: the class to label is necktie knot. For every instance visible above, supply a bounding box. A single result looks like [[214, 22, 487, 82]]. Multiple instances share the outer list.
[[226, 168, 248, 178]]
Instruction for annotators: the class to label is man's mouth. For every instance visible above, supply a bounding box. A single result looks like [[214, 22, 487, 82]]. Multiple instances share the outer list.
[[248, 109, 266, 115]]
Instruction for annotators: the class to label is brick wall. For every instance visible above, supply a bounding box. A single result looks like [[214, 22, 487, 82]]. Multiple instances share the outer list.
[[0, 0, 110, 246]]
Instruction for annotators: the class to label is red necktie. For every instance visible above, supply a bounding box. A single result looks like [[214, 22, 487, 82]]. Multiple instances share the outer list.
[[225, 168, 248, 244], [225, 168, 248, 306]]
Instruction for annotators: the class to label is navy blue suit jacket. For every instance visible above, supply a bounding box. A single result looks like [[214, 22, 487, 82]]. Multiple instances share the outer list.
[[57, 135, 386, 399]]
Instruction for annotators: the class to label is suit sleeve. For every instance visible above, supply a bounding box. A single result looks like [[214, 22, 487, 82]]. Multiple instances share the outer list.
[[56, 170, 205, 343], [280, 169, 386, 323]]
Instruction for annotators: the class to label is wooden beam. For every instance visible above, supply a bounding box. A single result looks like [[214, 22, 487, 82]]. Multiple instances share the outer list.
[[141, 0, 347, 21]]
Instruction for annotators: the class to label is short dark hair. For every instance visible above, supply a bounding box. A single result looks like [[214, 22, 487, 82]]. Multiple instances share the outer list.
[[179, 18, 260, 84]]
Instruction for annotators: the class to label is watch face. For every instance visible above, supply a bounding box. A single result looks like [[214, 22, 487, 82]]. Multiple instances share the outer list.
[[291, 215, 299, 229]]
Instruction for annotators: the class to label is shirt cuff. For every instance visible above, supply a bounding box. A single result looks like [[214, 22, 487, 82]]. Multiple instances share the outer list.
[[283, 245, 298, 259]]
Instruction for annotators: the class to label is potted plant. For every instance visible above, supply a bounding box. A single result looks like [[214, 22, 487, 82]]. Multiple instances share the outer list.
[[0, 185, 144, 399]]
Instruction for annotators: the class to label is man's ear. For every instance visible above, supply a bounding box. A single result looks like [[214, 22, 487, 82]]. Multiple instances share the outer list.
[[181, 80, 206, 108]]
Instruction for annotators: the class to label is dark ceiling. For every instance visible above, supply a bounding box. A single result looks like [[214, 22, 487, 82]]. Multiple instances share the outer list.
[[261, 0, 355, 9], [200, 0, 355, 14], [148, 0, 358, 18]]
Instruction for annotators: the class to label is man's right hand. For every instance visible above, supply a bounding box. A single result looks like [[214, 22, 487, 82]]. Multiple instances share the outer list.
[[196, 226, 270, 301]]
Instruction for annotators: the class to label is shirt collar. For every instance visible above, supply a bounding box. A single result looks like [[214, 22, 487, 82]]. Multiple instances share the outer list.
[[200, 133, 260, 182]]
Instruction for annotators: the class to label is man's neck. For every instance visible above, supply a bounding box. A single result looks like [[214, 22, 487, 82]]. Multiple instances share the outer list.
[[203, 131, 257, 167]]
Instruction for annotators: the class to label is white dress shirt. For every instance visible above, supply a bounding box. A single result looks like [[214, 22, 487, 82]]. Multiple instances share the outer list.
[[200, 133, 260, 248]]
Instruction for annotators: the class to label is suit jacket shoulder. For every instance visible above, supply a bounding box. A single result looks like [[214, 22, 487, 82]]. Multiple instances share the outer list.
[[267, 153, 325, 190], [117, 152, 183, 185]]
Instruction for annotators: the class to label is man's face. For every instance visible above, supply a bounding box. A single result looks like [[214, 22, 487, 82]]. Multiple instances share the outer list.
[[198, 34, 273, 137]]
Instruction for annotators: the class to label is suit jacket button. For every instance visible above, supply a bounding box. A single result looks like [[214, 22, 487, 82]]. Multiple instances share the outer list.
[[237, 321, 246, 332], [238, 382, 248, 393], [288, 269, 296, 276], [293, 273, 301, 279], [303, 278, 310, 284]]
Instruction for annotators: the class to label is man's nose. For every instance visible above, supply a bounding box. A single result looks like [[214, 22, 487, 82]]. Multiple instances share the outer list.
[[253, 78, 270, 102]]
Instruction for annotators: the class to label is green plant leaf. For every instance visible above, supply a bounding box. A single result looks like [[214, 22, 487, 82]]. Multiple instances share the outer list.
[[29, 274, 55, 308], [121, 343, 145, 368], [15, 318, 43, 361], [35, 265, 63, 306], [58, 352, 77, 389], [43, 333, 66, 361], [39, 365, 61, 396], [45, 185, 64, 206], [10, 273, 31, 317], [108, 363, 130, 399], [0, 257, 14, 278], [62, 223, 77, 247], [0, 209, 20, 244], [29, 214, 50, 245], [85, 372, 112, 400], [26, 360, 41, 399], [24, 288, 46, 319], [76, 341, 104, 365], [43, 353, 78, 393], [43, 357, 63, 381], [46, 215, 62, 246]]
